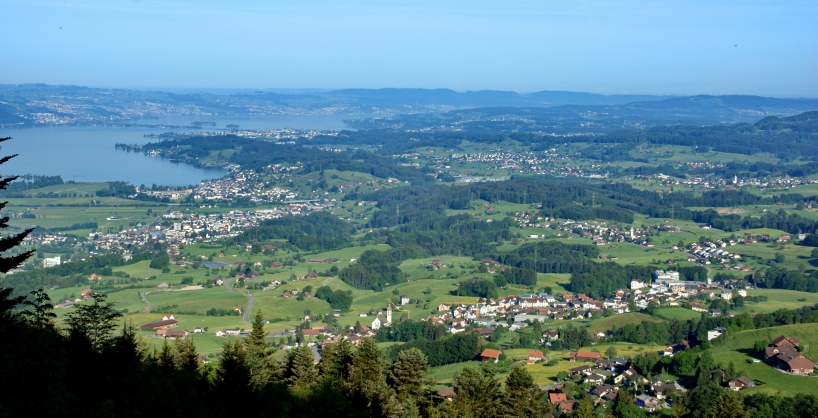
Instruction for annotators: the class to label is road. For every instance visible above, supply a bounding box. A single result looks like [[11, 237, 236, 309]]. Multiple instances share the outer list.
[[139, 292, 151, 313], [223, 278, 254, 323]]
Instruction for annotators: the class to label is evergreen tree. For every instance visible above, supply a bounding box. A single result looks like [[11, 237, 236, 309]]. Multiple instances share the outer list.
[[285, 344, 317, 388], [389, 347, 430, 400], [64, 293, 122, 352], [452, 363, 500, 418], [246, 309, 273, 356], [501, 365, 546, 417], [216, 340, 251, 398], [709, 390, 747, 418], [319, 337, 355, 381], [573, 397, 595, 418], [174, 336, 200, 374], [349, 337, 401, 417], [613, 390, 645, 418], [0, 138, 35, 274]]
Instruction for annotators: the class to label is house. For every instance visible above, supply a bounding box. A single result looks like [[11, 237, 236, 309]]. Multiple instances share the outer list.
[[400, 295, 410, 305], [437, 388, 455, 401], [140, 319, 178, 330], [707, 327, 726, 341], [211, 277, 224, 286], [635, 394, 660, 411], [569, 365, 592, 376], [728, 376, 754, 391], [89, 273, 103, 281], [193, 327, 204, 333], [590, 384, 618, 400], [557, 401, 577, 413], [549, 393, 567, 404], [528, 350, 545, 362], [615, 368, 646, 385], [161, 314, 175, 321], [569, 350, 602, 362], [215, 329, 240, 337], [163, 330, 188, 340], [776, 353, 816, 375], [584, 373, 605, 385], [480, 348, 502, 363], [770, 334, 800, 349], [302, 329, 320, 337]]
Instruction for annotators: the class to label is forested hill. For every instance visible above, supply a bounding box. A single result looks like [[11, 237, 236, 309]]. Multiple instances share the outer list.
[[598, 110, 818, 159], [141, 135, 435, 184], [352, 178, 818, 234]]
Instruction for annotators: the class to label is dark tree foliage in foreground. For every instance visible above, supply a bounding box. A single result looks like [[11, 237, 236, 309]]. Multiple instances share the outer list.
[[0, 137, 35, 273]]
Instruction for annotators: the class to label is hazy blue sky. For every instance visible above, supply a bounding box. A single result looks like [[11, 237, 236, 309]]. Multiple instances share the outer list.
[[1, 0, 815, 96]]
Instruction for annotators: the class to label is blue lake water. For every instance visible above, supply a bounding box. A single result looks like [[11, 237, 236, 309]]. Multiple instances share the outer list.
[[0, 115, 357, 187]]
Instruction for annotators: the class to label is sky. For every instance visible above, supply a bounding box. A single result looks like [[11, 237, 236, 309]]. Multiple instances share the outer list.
[[1, 0, 816, 97]]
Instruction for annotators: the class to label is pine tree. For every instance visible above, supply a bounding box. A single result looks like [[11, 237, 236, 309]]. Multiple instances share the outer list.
[[709, 390, 747, 418], [319, 337, 355, 381], [216, 340, 251, 397], [349, 337, 401, 417], [573, 397, 595, 418], [452, 363, 500, 418], [246, 309, 273, 356], [389, 347, 430, 400], [0, 138, 34, 274], [157, 340, 177, 375], [173, 336, 200, 374], [285, 344, 316, 388], [64, 293, 122, 352], [613, 390, 645, 418], [500, 365, 546, 417]]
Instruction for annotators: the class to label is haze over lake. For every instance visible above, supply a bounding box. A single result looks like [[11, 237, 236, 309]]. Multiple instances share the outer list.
[[0, 115, 354, 186]]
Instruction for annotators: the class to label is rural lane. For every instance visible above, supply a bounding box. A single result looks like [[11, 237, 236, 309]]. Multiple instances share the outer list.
[[223, 278, 254, 323], [139, 292, 151, 313]]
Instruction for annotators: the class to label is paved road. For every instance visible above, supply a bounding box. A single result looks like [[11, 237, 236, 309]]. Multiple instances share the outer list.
[[139, 292, 151, 313], [312, 345, 321, 364], [223, 278, 254, 323]]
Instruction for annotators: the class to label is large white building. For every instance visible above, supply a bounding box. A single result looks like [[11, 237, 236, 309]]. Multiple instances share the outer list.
[[42, 256, 61, 268], [652, 270, 680, 284]]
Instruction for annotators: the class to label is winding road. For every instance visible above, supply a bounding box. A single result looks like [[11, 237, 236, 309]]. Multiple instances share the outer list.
[[223, 278, 254, 323]]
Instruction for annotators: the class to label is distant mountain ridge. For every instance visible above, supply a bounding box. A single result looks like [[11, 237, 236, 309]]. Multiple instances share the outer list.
[[0, 83, 816, 129]]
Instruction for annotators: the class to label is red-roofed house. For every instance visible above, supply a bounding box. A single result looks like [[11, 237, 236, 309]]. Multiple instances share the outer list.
[[480, 348, 502, 363]]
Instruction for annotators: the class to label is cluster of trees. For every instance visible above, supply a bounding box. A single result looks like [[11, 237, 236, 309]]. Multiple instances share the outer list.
[[0, 174, 64, 197], [205, 307, 241, 316], [338, 248, 409, 291], [455, 278, 498, 298], [373, 319, 447, 343], [386, 332, 482, 368], [753, 266, 818, 293], [232, 212, 353, 252], [143, 135, 436, 185], [94, 181, 137, 197], [313, 286, 354, 312], [497, 266, 538, 287]]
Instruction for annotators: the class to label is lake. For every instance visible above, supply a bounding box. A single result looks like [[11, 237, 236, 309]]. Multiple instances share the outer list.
[[0, 115, 357, 187]]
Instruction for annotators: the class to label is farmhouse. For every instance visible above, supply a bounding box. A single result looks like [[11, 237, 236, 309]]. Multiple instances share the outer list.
[[480, 348, 502, 363], [728, 376, 753, 391]]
